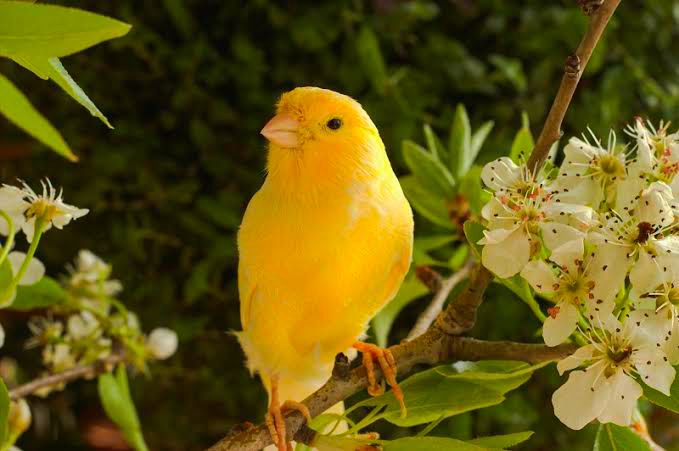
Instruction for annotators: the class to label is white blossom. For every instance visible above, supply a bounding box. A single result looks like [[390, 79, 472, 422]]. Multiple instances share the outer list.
[[552, 317, 675, 430], [147, 327, 178, 360], [625, 118, 679, 200], [66, 311, 100, 340], [479, 159, 594, 278], [521, 239, 619, 346], [0, 179, 88, 242], [553, 133, 627, 209]]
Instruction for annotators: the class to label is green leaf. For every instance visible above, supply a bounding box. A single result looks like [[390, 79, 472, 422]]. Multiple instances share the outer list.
[[372, 272, 428, 347], [0, 378, 9, 444], [509, 112, 534, 164], [448, 104, 471, 178], [0, 2, 131, 59], [413, 235, 457, 267], [18, 57, 112, 128], [463, 220, 485, 259], [457, 165, 488, 215], [357, 360, 545, 427], [356, 26, 387, 93], [414, 235, 457, 252], [468, 121, 494, 170], [423, 124, 446, 161], [593, 424, 650, 451], [468, 431, 534, 448], [402, 140, 456, 198], [400, 176, 455, 230], [449, 245, 469, 270], [98, 366, 149, 451], [384, 436, 485, 451], [0, 73, 76, 160], [9, 276, 67, 311], [642, 365, 679, 413], [0, 260, 12, 293]]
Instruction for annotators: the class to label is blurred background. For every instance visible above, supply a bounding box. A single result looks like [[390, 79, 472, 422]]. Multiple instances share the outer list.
[[0, 0, 678, 450]]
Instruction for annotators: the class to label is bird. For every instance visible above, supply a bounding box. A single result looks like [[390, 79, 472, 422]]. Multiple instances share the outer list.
[[236, 86, 413, 451]]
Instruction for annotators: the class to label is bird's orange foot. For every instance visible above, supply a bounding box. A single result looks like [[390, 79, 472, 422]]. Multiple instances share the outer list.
[[265, 380, 311, 451], [353, 342, 406, 417]]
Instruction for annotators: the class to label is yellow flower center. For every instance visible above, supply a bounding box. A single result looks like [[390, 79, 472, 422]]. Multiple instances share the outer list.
[[26, 199, 60, 221], [595, 154, 625, 179]]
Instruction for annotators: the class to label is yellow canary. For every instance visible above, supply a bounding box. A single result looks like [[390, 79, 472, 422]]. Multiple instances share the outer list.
[[236, 87, 413, 450]]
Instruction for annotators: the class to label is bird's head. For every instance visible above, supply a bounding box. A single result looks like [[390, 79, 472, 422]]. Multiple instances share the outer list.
[[261, 87, 387, 192]]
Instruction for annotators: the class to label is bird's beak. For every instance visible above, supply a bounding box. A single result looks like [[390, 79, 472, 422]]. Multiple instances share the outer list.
[[261, 114, 300, 148]]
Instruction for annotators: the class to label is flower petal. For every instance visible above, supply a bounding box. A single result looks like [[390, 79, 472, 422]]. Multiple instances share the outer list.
[[597, 370, 642, 426], [539, 222, 585, 255], [481, 157, 522, 192], [552, 367, 610, 430], [8, 251, 44, 286], [557, 344, 598, 375], [481, 227, 530, 278], [543, 301, 579, 347], [549, 238, 583, 274], [520, 260, 558, 294], [633, 346, 676, 395]]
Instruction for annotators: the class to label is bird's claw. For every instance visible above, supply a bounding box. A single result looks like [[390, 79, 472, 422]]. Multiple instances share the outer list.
[[353, 342, 406, 418], [266, 400, 310, 451]]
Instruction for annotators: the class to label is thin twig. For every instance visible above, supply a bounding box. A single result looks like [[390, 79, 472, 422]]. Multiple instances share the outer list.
[[207, 331, 577, 451], [407, 261, 473, 340], [8, 354, 125, 400], [207, 2, 621, 449], [527, 0, 622, 173]]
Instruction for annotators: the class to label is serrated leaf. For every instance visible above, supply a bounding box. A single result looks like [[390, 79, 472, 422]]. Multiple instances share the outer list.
[[372, 272, 427, 347], [593, 424, 650, 451], [400, 176, 455, 230], [10, 276, 66, 310], [448, 104, 471, 178], [468, 431, 534, 448], [384, 437, 485, 451], [0, 378, 9, 444], [0, 73, 76, 160], [356, 360, 543, 427], [356, 26, 387, 93], [642, 365, 679, 413], [509, 112, 534, 164], [0, 2, 131, 59], [402, 140, 456, 198], [423, 124, 446, 161]]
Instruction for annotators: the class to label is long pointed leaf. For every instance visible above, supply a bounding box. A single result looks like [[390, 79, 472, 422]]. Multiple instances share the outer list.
[[0, 72, 76, 160], [0, 2, 131, 59]]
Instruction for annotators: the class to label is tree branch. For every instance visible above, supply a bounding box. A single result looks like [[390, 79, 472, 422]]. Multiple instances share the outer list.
[[207, 331, 577, 451], [527, 0, 621, 173], [7, 353, 125, 400], [206, 2, 621, 449], [406, 261, 473, 340]]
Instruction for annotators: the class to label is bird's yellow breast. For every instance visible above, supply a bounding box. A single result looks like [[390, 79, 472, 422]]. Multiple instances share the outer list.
[[237, 168, 412, 382]]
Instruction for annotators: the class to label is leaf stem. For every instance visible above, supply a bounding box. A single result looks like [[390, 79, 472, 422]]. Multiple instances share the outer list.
[[0, 210, 15, 268], [1, 218, 45, 305]]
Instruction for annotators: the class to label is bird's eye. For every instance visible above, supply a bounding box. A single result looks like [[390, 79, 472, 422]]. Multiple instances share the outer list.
[[327, 118, 342, 130]]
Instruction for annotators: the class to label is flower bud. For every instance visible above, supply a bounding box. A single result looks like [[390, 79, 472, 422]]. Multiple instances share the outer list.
[[8, 398, 31, 436], [147, 328, 178, 360]]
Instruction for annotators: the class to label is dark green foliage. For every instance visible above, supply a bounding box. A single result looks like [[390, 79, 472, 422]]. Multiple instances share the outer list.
[[1, 1, 678, 450]]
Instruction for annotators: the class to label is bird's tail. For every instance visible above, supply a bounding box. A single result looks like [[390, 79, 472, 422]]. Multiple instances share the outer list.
[[263, 376, 346, 451]]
